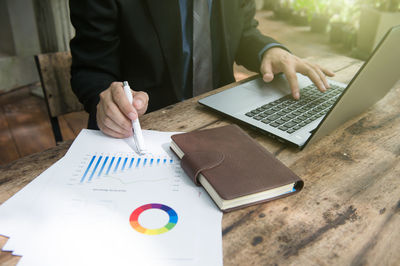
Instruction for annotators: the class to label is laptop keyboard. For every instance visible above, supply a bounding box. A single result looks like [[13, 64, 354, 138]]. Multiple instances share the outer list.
[[245, 84, 345, 134]]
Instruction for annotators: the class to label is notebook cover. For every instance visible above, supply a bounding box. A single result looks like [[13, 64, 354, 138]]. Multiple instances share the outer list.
[[171, 125, 303, 210]]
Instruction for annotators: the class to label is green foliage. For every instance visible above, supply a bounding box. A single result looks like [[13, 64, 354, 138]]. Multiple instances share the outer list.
[[291, 0, 332, 20], [311, 0, 331, 16], [274, 0, 400, 28], [330, 0, 361, 26], [284, 0, 400, 14], [292, 0, 313, 12], [369, 0, 400, 12], [277, 0, 294, 8]]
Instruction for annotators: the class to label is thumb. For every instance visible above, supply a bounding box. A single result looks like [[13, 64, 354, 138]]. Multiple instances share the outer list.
[[132, 91, 149, 116], [260, 60, 274, 82]]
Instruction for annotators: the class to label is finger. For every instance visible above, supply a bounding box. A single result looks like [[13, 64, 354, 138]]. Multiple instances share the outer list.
[[97, 108, 130, 139], [310, 64, 330, 89], [100, 122, 129, 138], [132, 91, 149, 116], [101, 108, 132, 136], [98, 103, 132, 136], [318, 64, 335, 77], [282, 64, 300, 100], [100, 97, 132, 132], [298, 64, 326, 93], [110, 82, 137, 121], [260, 59, 275, 82]]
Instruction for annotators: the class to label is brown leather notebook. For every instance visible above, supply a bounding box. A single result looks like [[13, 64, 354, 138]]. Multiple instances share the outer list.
[[170, 125, 303, 212]]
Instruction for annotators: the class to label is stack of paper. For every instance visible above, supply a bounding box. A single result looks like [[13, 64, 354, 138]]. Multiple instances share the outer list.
[[0, 130, 223, 265]]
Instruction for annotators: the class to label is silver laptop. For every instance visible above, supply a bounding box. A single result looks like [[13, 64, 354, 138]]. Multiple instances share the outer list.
[[199, 25, 400, 149]]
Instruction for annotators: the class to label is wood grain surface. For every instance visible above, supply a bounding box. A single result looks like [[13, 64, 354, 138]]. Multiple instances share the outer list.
[[35, 52, 83, 117], [1, 56, 399, 266]]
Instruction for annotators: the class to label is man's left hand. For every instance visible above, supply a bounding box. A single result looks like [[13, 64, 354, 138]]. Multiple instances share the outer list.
[[260, 47, 335, 100]]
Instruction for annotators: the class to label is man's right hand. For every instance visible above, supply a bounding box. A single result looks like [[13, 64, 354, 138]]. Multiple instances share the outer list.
[[96, 82, 149, 138]]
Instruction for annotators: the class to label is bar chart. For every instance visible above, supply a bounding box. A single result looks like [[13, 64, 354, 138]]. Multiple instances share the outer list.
[[79, 153, 175, 183]]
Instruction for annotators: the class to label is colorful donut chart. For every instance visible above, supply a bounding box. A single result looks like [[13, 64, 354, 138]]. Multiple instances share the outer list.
[[129, 203, 178, 235]]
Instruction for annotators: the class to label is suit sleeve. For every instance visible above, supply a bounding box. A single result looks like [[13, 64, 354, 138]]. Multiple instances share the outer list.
[[69, 0, 121, 117], [235, 0, 282, 72]]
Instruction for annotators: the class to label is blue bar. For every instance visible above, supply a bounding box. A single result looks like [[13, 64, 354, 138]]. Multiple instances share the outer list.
[[80, 156, 96, 183], [129, 157, 135, 169], [163, 159, 167, 164], [98, 156, 109, 177], [143, 158, 148, 167], [136, 158, 141, 168], [121, 157, 128, 171], [170, 159, 173, 164], [114, 157, 122, 173], [106, 157, 115, 175], [89, 156, 102, 181], [157, 158, 160, 165], [150, 158, 154, 166]]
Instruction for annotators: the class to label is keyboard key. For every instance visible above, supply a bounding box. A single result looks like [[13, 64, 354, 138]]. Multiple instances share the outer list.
[[278, 125, 288, 131], [244, 84, 345, 124], [286, 128, 296, 134], [308, 110, 318, 115], [280, 109, 290, 114], [270, 122, 280, 127], [276, 98, 286, 103], [284, 121, 296, 128], [267, 114, 280, 121], [293, 111, 303, 116], [305, 119, 314, 124], [274, 119, 285, 125], [299, 122, 307, 127], [304, 113, 312, 118], [264, 109, 275, 115]]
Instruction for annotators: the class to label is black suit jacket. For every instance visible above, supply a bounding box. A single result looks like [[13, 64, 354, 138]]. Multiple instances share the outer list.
[[69, 0, 280, 128]]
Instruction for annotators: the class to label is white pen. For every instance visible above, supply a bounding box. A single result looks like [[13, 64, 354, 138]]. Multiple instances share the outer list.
[[123, 81, 146, 154]]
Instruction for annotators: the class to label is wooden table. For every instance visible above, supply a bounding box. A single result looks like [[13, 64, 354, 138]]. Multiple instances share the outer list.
[[1, 55, 400, 266]]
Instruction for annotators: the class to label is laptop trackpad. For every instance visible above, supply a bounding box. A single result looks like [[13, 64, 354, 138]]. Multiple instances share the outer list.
[[200, 78, 288, 114]]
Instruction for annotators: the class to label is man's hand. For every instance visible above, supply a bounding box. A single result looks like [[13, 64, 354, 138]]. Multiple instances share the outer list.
[[260, 47, 335, 99], [96, 82, 149, 138]]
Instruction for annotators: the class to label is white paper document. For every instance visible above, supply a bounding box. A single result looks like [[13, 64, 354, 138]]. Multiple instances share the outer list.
[[0, 129, 223, 266]]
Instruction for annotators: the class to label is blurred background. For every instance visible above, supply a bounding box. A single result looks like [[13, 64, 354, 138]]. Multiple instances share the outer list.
[[0, 0, 399, 165]]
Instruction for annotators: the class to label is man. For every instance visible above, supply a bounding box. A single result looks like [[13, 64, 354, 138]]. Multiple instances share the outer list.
[[70, 0, 334, 138]]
